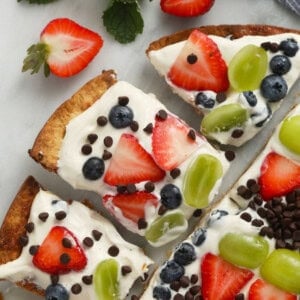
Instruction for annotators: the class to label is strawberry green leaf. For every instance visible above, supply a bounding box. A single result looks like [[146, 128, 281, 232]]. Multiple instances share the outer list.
[[102, 1, 144, 44]]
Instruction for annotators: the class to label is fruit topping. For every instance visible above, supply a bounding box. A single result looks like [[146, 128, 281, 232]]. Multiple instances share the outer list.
[[168, 30, 229, 92], [228, 45, 268, 92], [152, 114, 198, 171], [45, 283, 69, 300], [32, 226, 87, 275], [94, 259, 119, 300], [195, 92, 215, 109], [160, 0, 215, 17], [260, 249, 300, 294], [279, 115, 300, 155], [103, 192, 158, 224], [201, 103, 248, 134], [108, 105, 134, 129], [173, 242, 196, 266], [218, 233, 269, 269], [153, 285, 171, 300], [183, 154, 223, 208], [270, 55, 292, 75], [279, 38, 299, 57], [82, 157, 105, 180], [258, 152, 300, 200], [145, 212, 187, 244], [160, 184, 182, 209], [260, 74, 288, 102], [160, 260, 185, 284], [248, 279, 297, 300], [104, 133, 165, 185], [22, 18, 103, 77], [201, 253, 254, 300], [192, 228, 207, 246]]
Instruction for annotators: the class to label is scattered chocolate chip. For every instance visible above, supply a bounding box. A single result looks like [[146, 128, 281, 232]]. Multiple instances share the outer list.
[[138, 218, 148, 230], [187, 129, 196, 140], [193, 209, 202, 217], [127, 184, 137, 194], [81, 144, 92, 155], [144, 181, 155, 192], [38, 212, 49, 222], [190, 274, 198, 284], [25, 222, 34, 233], [143, 123, 153, 134], [29, 245, 39, 255], [83, 237, 94, 248], [82, 275, 93, 285], [237, 185, 253, 200], [251, 219, 264, 227], [170, 281, 181, 291], [102, 150, 112, 160], [71, 283, 82, 295], [60, 253, 71, 265], [118, 96, 129, 106], [216, 92, 227, 103], [253, 195, 263, 206], [108, 245, 119, 257], [19, 235, 29, 247], [170, 168, 181, 179], [103, 136, 113, 147], [156, 109, 168, 120], [180, 276, 190, 288], [187, 53, 198, 64], [131, 295, 139, 300], [293, 230, 300, 242], [225, 150, 235, 161], [185, 291, 194, 300], [240, 212, 252, 222], [248, 200, 257, 210], [231, 129, 244, 138], [235, 294, 245, 300], [130, 120, 139, 132], [92, 230, 102, 241], [55, 211, 67, 221], [257, 207, 267, 218], [62, 238, 72, 248], [189, 285, 200, 296], [121, 265, 132, 276], [50, 275, 59, 285], [117, 185, 127, 194], [87, 133, 98, 144], [97, 116, 108, 126], [158, 204, 168, 216]]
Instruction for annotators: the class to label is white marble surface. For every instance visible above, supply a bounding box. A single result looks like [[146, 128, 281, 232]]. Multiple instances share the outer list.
[[0, 0, 299, 299]]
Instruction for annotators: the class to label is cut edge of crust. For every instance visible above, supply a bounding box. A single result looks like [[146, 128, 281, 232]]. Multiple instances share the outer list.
[[28, 69, 117, 173]]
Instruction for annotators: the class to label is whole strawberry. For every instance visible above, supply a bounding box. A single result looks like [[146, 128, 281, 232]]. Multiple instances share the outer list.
[[22, 18, 103, 77], [160, 0, 215, 17]]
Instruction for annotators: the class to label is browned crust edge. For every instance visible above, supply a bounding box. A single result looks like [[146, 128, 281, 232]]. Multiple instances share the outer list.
[[28, 69, 117, 172], [146, 24, 300, 54]]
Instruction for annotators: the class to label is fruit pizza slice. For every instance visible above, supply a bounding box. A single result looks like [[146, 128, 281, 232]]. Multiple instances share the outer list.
[[29, 70, 230, 247], [147, 24, 300, 146], [141, 104, 300, 299], [0, 176, 152, 299]]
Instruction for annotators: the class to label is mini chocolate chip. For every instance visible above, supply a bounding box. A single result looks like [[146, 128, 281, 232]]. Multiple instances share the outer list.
[[156, 109, 168, 120], [216, 92, 227, 103], [138, 218, 148, 230], [240, 212, 252, 222], [158, 204, 168, 215], [187, 129, 196, 140], [180, 276, 190, 288], [257, 207, 267, 218], [127, 184, 137, 194], [97, 116, 108, 126], [131, 296, 139, 300], [71, 283, 82, 295], [81, 144, 92, 155], [25, 222, 34, 233], [38, 212, 49, 222], [19, 235, 29, 247], [174, 294, 184, 300], [293, 230, 300, 241], [193, 209, 202, 217], [252, 219, 264, 227], [190, 274, 198, 284], [29, 245, 39, 255], [82, 275, 93, 285], [269, 42, 279, 52], [87, 133, 98, 144], [130, 120, 139, 132], [62, 238, 72, 248], [103, 136, 113, 147], [254, 195, 263, 206], [118, 96, 129, 106], [60, 253, 71, 265], [92, 230, 102, 241], [231, 129, 244, 138], [170, 281, 181, 291], [83, 237, 94, 247], [225, 150, 235, 161], [55, 211, 67, 221], [170, 168, 181, 179], [50, 275, 59, 285], [144, 181, 155, 192], [108, 245, 119, 257], [248, 200, 257, 210], [246, 179, 256, 189], [121, 265, 132, 276], [185, 291, 194, 300], [102, 150, 112, 160], [189, 285, 200, 296], [117, 185, 127, 194], [237, 186, 253, 199], [275, 239, 286, 249], [235, 294, 245, 300], [143, 123, 153, 134], [187, 53, 198, 64]]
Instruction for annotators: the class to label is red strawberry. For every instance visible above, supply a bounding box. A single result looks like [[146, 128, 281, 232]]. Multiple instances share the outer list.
[[168, 29, 229, 92], [160, 0, 215, 17], [152, 113, 199, 170], [32, 226, 87, 275], [248, 279, 297, 300], [258, 152, 300, 200], [201, 253, 254, 300], [22, 18, 103, 77], [104, 133, 165, 185], [103, 192, 158, 223]]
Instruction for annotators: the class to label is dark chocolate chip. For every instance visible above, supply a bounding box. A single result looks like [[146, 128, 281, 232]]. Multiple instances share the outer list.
[[92, 229, 102, 241], [237, 186, 253, 200], [60, 253, 71, 264], [19, 235, 29, 247], [55, 211, 67, 221], [216, 92, 227, 103], [103, 136, 113, 147], [83, 237, 94, 248], [231, 129, 244, 138], [127, 184, 137, 194], [87, 133, 98, 144], [170, 168, 181, 179], [138, 218, 148, 230], [170, 281, 181, 291], [187, 129, 196, 140], [102, 150, 112, 160], [81, 144, 92, 155], [240, 212, 252, 222], [179, 276, 190, 288], [97, 116, 108, 126], [62, 237, 72, 248], [25, 222, 34, 233], [193, 209, 202, 217], [235, 294, 245, 300], [189, 285, 200, 296], [38, 212, 49, 222], [158, 204, 168, 216], [130, 120, 139, 132], [108, 245, 119, 257], [82, 275, 93, 285], [144, 181, 155, 192], [187, 53, 198, 64], [252, 219, 264, 227], [174, 294, 184, 300], [225, 150, 235, 161], [190, 274, 198, 284], [117, 185, 127, 194], [118, 96, 129, 106], [121, 265, 132, 276], [156, 109, 168, 120], [131, 296, 139, 300], [29, 245, 39, 255], [71, 283, 82, 295], [143, 123, 153, 134], [185, 291, 194, 300]]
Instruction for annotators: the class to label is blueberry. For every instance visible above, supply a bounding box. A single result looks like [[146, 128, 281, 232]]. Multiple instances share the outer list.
[[109, 105, 134, 128], [270, 55, 291, 75], [174, 242, 196, 266], [192, 228, 207, 246], [260, 74, 288, 102], [160, 184, 182, 209], [160, 260, 185, 283], [243, 91, 257, 107], [45, 284, 69, 300], [207, 209, 228, 225], [279, 38, 299, 57], [195, 92, 215, 109], [82, 157, 105, 180], [153, 285, 171, 300]]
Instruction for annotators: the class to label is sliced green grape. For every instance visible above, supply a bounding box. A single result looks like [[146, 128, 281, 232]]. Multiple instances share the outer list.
[[94, 259, 119, 300], [145, 212, 187, 244], [183, 154, 223, 208], [228, 44, 268, 91], [201, 103, 248, 134], [279, 115, 300, 155], [260, 249, 300, 294], [219, 233, 269, 269]]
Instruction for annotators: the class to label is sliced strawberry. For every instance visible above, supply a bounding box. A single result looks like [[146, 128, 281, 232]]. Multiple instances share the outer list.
[[104, 133, 165, 185], [152, 114, 199, 170], [248, 279, 297, 300], [168, 29, 229, 92], [201, 253, 254, 300], [258, 152, 300, 200], [32, 226, 87, 275], [103, 192, 158, 223], [22, 18, 103, 77], [160, 0, 215, 17]]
